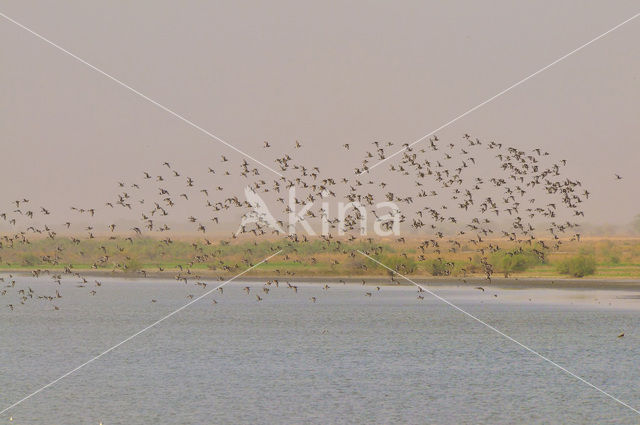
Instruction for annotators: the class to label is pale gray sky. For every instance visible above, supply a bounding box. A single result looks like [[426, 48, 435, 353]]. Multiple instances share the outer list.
[[1, 1, 639, 226]]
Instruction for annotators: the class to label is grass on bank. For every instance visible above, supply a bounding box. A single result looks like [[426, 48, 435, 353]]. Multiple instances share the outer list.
[[1, 236, 640, 279]]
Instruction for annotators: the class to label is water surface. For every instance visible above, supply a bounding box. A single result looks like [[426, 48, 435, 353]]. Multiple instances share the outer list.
[[1, 278, 640, 424]]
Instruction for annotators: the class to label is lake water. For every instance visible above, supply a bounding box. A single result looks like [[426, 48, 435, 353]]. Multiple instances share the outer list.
[[1, 277, 640, 424]]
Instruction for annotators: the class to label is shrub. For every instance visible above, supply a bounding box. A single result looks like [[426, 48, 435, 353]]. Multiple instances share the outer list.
[[490, 248, 545, 277], [345, 257, 368, 274], [375, 255, 417, 276], [427, 258, 452, 276], [557, 254, 597, 278], [452, 261, 481, 276], [22, 253, 40, 266], [124, 258, 143, 272]]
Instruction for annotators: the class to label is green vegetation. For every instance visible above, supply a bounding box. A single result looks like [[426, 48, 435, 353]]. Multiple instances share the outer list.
[[425, 258, 452, 276], [490, 247, 546, 278], [0, 236, 639, 279], [372, 254, 417, 276], [556, 253, 597, 278], [21, 253, 39, 267], [124, 257, 143, 272]]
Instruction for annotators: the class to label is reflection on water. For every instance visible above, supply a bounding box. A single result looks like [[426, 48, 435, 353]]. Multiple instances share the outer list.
[[1, 278, 640, 424]]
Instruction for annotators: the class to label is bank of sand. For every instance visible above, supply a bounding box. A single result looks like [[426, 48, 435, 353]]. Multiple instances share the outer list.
[[283, 278, 640, 310], [7, 269, 640, 310], [5, 268, 640, 289]]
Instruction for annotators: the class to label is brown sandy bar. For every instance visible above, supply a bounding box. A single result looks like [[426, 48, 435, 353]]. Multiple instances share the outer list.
[[241, 276, 640, 291], [4, 268, 640, 291]]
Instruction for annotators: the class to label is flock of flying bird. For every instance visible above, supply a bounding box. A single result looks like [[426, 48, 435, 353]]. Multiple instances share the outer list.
[[0, 134, 604, 311]]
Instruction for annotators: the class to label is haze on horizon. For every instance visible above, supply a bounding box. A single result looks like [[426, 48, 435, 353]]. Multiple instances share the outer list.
[[1, 1, 639, 229]]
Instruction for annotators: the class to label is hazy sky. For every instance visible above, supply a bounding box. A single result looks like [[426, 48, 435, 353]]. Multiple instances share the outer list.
[[1, 1, 639, 226]]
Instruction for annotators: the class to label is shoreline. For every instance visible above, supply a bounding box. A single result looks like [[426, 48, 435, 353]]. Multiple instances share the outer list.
[[5, 268, 640, 290]]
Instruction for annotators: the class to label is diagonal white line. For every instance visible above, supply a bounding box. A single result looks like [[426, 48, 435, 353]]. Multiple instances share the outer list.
[[361, 11, 640, 175], [357, 250, 640, 416], [0, 250, 282, 416], [0, 11, 284, 178]]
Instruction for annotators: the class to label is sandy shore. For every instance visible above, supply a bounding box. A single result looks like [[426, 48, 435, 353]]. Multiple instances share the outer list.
[[7, 270, 640, 311], [5, 268, 640, 290]]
